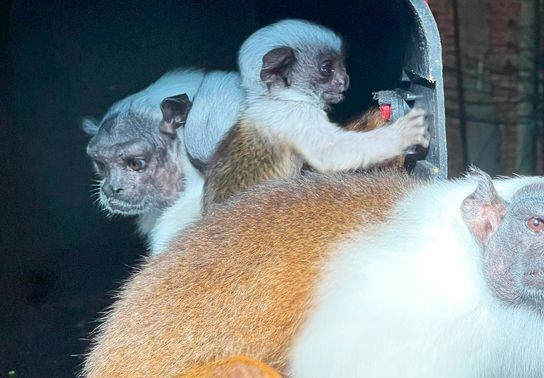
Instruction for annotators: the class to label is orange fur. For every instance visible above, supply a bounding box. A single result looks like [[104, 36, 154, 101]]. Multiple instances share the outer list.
[[83, 171, 421, 377], [183, 355, 281, 377], [344, 107, 386, 132]]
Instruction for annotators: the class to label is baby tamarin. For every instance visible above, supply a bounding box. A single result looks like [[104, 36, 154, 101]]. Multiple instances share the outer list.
[[202, 19, 429, 211], [82, 169, 544, 377]]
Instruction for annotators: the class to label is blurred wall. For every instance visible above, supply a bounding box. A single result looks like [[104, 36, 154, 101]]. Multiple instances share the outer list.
[[432, 0, 544, 176]]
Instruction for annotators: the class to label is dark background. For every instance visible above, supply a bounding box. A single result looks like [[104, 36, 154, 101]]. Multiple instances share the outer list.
[[0, 0, 409, 375]]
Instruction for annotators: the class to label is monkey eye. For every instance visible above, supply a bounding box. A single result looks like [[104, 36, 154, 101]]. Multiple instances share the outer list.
[[126, 158, 146, 172], [527, 217, 544, 233], [319, 60, 334, 76]]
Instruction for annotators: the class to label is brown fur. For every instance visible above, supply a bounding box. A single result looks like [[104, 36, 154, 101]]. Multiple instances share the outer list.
[[203, 107, 405, 212], [203, 121, 301, 212], [83, 171, 421, 377]]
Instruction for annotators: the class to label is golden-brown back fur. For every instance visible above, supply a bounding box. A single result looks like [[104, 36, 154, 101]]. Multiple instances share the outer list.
[[203, 121, 301, 212], [83, 171, 421, 377], [203, 107, 403, 212]]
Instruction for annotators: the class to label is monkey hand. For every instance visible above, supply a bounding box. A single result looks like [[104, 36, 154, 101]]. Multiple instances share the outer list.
[[389, 108, 430, 153]]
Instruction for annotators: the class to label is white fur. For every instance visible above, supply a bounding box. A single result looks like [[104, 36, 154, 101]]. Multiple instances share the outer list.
[[244, 100, 428, 172], [147, 155, 204, 255], [237, 19, 427, 172], [238, 19, 342, 98], [184, 71, 244, 164], [105, 69, 205, 124], [290, 175, 544, 377], [144, 70, 244, 253]]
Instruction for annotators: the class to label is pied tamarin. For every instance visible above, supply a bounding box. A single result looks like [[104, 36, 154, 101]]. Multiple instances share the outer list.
[[202, 19, 429, 212], [82, 168, 544, 377], [83, 69, 244, 254]]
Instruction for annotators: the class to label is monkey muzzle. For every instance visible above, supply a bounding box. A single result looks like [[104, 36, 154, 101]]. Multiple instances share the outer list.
[[323, 73, 350, 104], [524, 267, 544, 290], [323, 91, 346, 104], [99, 189, 150, 216]]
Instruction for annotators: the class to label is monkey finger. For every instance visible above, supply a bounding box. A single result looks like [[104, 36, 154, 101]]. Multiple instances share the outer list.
[[408, 115, 427, 130], [405, 107, 426, 120], [424, 130, 431, 141], [418, 132, 431, 148]]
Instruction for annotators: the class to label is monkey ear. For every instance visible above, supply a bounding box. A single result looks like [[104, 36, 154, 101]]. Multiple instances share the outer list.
[[159, 93, 192, 138], [82, 117, 100, 136], [460, 168, 508, 245], [260, 47, 296, 87]]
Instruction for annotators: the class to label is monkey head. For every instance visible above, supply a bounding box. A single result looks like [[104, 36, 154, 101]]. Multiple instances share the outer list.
[[84, 94, 191, 216], [461, 171, 544, 311], [238, 19, 348, 108]]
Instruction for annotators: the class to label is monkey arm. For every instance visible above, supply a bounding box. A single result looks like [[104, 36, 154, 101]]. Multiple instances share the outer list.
[[295, 126, 404, 172], [281, 108, 429, 173], [343, 107, 405, 171]]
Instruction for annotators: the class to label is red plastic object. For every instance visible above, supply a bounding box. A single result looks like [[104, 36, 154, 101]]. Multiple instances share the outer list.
[[379, 104, 392, 121]]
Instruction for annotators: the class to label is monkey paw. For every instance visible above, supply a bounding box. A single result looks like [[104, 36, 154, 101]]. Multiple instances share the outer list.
[[391, 108, 430, 152]]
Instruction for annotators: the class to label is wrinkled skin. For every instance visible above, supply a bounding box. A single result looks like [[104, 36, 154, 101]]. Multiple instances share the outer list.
[[461, 173, 544, 312], [86, 113, 184, 216], [483, 183, 544, 310]]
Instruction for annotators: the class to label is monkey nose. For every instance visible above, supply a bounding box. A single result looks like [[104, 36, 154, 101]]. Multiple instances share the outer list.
[[103, 181, 123, 196], [334, 74, 350, 92]]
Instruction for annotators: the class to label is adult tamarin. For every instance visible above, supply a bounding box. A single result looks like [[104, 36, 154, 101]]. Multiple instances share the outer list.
[[83, 69, 243, 253], [82, 169, 544, 377], [202, 19, 429, 211]]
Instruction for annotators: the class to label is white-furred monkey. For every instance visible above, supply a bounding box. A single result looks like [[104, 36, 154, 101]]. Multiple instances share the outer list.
[[82, 169, 544, 377], [83, 69, 243, 254], [202, 19, 430, 211]]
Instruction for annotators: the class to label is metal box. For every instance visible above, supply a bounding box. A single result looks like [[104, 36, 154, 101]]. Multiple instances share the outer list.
[[373, 0, 447, 179]]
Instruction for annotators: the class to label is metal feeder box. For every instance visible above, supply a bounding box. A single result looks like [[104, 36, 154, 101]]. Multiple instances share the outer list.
[[372, 0, 447, 179]]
